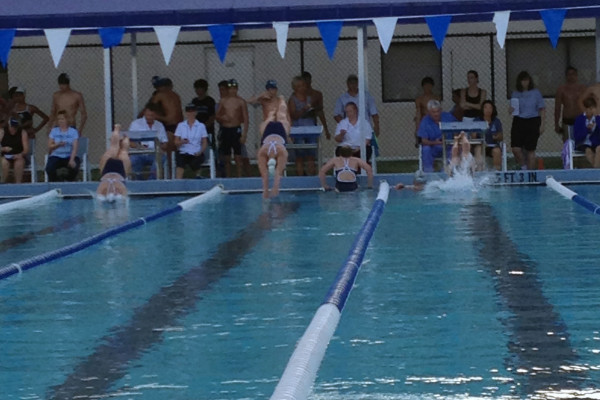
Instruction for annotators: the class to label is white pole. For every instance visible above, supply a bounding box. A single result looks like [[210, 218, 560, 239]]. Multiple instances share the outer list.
[[131, 32, 139, 120], [104, 48, 113, 149], [357, 26, 367, 173]]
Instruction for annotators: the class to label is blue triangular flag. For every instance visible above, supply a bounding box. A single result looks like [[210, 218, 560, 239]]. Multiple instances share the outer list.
[[0, 29, 16, 68], [317, 21, 343, 59], [425, 15, 452, 50], [99, 27, 125, 49], [208, 24, 235, 63], [540, 9, 567, 48]]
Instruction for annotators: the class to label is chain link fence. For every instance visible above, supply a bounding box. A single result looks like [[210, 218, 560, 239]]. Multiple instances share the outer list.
[[2, 20, 597, 177]]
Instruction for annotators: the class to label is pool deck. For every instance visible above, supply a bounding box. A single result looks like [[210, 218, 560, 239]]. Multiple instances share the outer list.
[[1, 169, 599, 198]]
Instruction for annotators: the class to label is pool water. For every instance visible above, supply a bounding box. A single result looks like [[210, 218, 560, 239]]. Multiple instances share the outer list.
[[0, 185, 599, 399]]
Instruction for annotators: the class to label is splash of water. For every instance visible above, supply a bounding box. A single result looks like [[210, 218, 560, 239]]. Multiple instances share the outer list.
[[421, 157, 495, 200]]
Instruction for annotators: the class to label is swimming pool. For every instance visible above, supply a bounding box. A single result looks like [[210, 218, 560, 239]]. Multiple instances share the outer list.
[[0, 185, 599, 399]]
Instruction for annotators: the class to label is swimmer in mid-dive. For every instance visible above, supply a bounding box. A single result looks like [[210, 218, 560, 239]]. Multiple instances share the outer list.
[[257, 120, 291, 199], [319, 145, 373, 192], [97, 124, 131, 201], [257, 95, 291, 199], [446, 131, 474, 176]]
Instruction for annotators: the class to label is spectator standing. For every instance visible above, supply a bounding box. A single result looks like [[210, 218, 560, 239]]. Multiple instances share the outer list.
[[9, 87, 49, 138], [555, 66, 586, 142], [415, 77, 440, 146], [460, 70, 487, 121], [47, 73, 87, 136], [509, 71, 545, 170], [190, 78, 216, 146], [288, 76, 318, 176], [301, 71, 330, 140], [215, 79, 249, 177], [333, 74, 379, 163]]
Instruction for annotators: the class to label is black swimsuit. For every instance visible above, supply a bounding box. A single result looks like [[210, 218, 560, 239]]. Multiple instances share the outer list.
[[261, 121, 287, 144], [101, 158, 125, 178]]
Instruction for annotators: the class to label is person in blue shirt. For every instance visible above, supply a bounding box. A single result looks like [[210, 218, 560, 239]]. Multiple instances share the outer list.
[[45, 110, 80, 181], [418, 99, 456, 172], [573, 96, 600, 168], [475, 100, 503, 170], [509, 71, 545, 170]]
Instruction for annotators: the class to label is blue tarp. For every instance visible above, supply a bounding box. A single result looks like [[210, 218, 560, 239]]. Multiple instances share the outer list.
[[1, 0, 600, 30]]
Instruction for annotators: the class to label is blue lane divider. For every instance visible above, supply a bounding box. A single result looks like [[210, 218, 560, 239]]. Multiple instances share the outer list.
[[0, 186, 223, 281], [321, 197, 386, 311], [270, 182, 390, 400], [546, 176, 600, 215]]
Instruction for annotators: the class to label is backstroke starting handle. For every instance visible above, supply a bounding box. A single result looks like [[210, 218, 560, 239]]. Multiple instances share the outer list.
[[0, 185, 224, 281], [270, 181, 390, 400], [546, 176, 600, 215]]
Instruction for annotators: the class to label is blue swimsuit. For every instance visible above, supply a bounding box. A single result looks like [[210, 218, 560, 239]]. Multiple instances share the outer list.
[[334, 158, 358, 192]]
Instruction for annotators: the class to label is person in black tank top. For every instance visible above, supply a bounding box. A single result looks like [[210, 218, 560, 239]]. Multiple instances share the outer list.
[[9, 87, 49, 138], [1, 118, 29, 183], [460, 70, 487, 119]]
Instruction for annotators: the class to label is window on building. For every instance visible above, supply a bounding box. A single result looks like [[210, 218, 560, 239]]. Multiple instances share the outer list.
[[381, 41, 442, 102], [506, 36, 595, 97]]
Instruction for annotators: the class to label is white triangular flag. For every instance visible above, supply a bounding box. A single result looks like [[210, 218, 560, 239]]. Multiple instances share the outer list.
[[373, 17, 397, 54], [493, 11, 510, 49], [154, 26, 180, 65], [273, 22, 289, 58], [44, 28, 71, 68]]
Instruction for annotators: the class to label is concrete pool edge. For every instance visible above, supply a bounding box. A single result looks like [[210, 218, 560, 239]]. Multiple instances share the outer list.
[[1, 169, 600, 198]]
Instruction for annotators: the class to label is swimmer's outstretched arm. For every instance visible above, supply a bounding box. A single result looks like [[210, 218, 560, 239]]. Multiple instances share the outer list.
[[318, 158, 336, 190]]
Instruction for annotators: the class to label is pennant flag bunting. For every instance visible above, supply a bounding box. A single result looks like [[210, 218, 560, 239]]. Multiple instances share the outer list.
[[540, 9, 567, 48], [493, 11, 510, 49], [373, 17, 397, 54], [99, 27, 125, 49], [208, 24, 235, 63], [317, 21, 343, 59], [273, 22, 289, 58], [0, 29, 16, 68], [44, 28, 72, 68], [425, 15, 452, 50], [154, 26, 180, 65]]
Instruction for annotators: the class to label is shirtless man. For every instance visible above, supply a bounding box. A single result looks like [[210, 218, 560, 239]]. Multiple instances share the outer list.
[[150, 78, 183, 144], [215, 79, 249, 177], [415, 76, 440, 147], [555, 66, 586, 142], [149, 77, 183, 176], [248, 80, 285, 131], [47, 73, 87, 136], [302, 71, 331, 140]]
